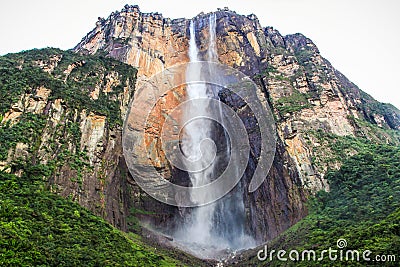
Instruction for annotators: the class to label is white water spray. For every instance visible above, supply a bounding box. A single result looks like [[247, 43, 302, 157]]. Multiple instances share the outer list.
[[175, 14, 255, 259], [180, 19, 218, 246]]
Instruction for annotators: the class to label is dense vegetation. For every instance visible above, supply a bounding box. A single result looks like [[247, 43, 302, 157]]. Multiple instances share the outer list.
[[1, 47, 399, 267], [244, 144, 400, 266], [306, 126, 400, 179], [0, 170, 186, 266], [0, 113, 47, 161], [313, 145, 399, 220], [0, 48, 200, 266], [0, 48, 136, 127], [0, 47, 138, 185]]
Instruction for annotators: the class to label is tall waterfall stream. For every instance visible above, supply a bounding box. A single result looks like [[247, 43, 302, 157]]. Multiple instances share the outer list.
[[172, 14, 255, 260]]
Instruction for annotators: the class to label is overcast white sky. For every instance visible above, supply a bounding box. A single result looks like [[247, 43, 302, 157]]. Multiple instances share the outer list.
[[0, 0, 399, 109]]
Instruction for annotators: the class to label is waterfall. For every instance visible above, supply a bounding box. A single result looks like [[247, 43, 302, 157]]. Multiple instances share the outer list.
[[174, 14, 255, 259], [208, 13, 218, 62], [180, 19, 217, 246]]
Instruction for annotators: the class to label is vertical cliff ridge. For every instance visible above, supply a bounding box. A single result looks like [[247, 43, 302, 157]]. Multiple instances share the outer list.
[[73, 4, 400, 243], [0, 48, 138, 231]]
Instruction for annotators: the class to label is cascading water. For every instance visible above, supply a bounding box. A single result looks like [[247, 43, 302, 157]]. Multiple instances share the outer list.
[[179, 19, 217, 246], [174, 14, 255, 259]]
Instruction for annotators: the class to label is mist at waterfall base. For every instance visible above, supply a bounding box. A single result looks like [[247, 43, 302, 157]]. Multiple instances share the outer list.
[[171, 14, 256, 259]]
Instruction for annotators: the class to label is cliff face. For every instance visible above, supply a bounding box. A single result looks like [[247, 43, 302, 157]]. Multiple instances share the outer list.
[[73, 5, 400, 242], [74, 5, 189, 78], [2, 4, 399, 251], [74, 6, 306, 241], [0, 48, 137, 230]]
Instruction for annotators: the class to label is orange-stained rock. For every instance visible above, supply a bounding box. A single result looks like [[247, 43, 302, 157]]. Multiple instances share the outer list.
[[71, 5, 400, 242]]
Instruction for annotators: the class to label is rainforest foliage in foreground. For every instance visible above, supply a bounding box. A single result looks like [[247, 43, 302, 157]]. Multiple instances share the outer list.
[[250, 144, 400, 267], [0, 48, 195, 266], [0, 170, 187, 266], [1, 48, 399, 267]]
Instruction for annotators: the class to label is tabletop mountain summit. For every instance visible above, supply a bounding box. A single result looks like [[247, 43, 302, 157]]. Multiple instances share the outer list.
[[1, 4, 399, 266]]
